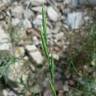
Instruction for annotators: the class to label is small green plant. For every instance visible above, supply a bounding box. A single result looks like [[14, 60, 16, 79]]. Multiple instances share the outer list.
[[40, 5, 56, 96], [67, 23, 96, 96], [0, 51, 16, 81]]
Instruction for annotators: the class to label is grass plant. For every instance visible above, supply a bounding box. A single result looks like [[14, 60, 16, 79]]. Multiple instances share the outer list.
[[40, 5, 57, 96]]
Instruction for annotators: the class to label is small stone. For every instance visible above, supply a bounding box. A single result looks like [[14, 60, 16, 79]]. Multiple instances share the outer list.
[[23, 9, 33, 19], [15, 47, 25, 58], [0, 26, 11, 51], [12, 18, 21, 26], [66, 11, 84, 29], [29, 50, 43, 64], [0, 11, 5, 20], [52, 53, 59, 60], [55, 32, 64, 41], [32, 6, 43, 13], [33, 36, 40, 46], [63, 84, 69, 92], [47, 6, 59, 22], [2, 0, 11, 4], [3, 89, 17, 96], [25, 45, 44, 64], [8, 60, 29, 82], [33, 14, 42, 27], [31, 0, 47, 6], [11, 5, 24, 19], [23, 56, 29, 61], [23, 19, 32, 29], [31, 84, 41, 94], [64, 0, 71, 5]]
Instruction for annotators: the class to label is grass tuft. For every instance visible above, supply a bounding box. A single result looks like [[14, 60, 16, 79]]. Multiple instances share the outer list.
[[40, 5, 57, 96]]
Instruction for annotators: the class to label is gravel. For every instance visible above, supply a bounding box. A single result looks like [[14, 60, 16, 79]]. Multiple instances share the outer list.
[[0, 0, 95, 95]]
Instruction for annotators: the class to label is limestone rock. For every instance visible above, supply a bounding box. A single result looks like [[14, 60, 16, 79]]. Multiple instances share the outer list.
[[33, 14, 42, 28], [11, 5, 24, 19], [15, 47, 25, 58], [0, 26, 11, 51], [31, 0, 47, 6], [12, 18, 21, 26], [66, 12, 84, 29], [8, 60, 29, 83], [23, 19, 32, 29], [47, 6, 59, 22], [25, 45, 44, 65]]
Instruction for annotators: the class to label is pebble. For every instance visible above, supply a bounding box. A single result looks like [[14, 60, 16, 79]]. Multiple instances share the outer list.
[[52, 53, 59, 60], [12, 18, 21, 26], [55, 32, 64, 41], [15, 47, 25, 58], [31, 84, 41, 94], [11, 5, 24, 19], [33, 14, 42, 27], [8, 60, 29, 83], [23, 9, 33, 19], [0, 26, 11, 51], [31, 0, 47, 6], [33, 36, 40, 46], [3, 0, 12, 3], [47, 6, 59, 22], [25, 45, 44, 64], [66, 11, 84, 29], [3, 89, 17, 96], [23, 19, 32, 29], [32, 6, 43, 13], [63, 84, 69, 92]]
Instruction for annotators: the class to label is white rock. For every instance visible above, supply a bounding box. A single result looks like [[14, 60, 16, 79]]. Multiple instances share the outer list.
[[8, 60, 29, 82], [11, 5, 24, 19], [31, 0, 47, 6], [67, 12, 84, 29], [52, 53, 59, 60], [64, 0, 71, 4], [25, 45, 37, 51], [2, 0, 11, 4], [33, 36, 40, 46], [24, 9, 33, 19], [32, 6, 43, 13], [25, 45, 44, 64], [30, 51, 43, 64], [12, 18, 21, 26], [33, 14, 42, 27], [3, 89, 17, 96], [47, 7, 59, 22], [23, 19, 32, 29], [0, 26, 11, 51], [15, 47, 25, 58]]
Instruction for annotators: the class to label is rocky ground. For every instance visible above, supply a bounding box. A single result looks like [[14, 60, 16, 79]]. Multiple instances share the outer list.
[[0, 0, 96, 96]]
